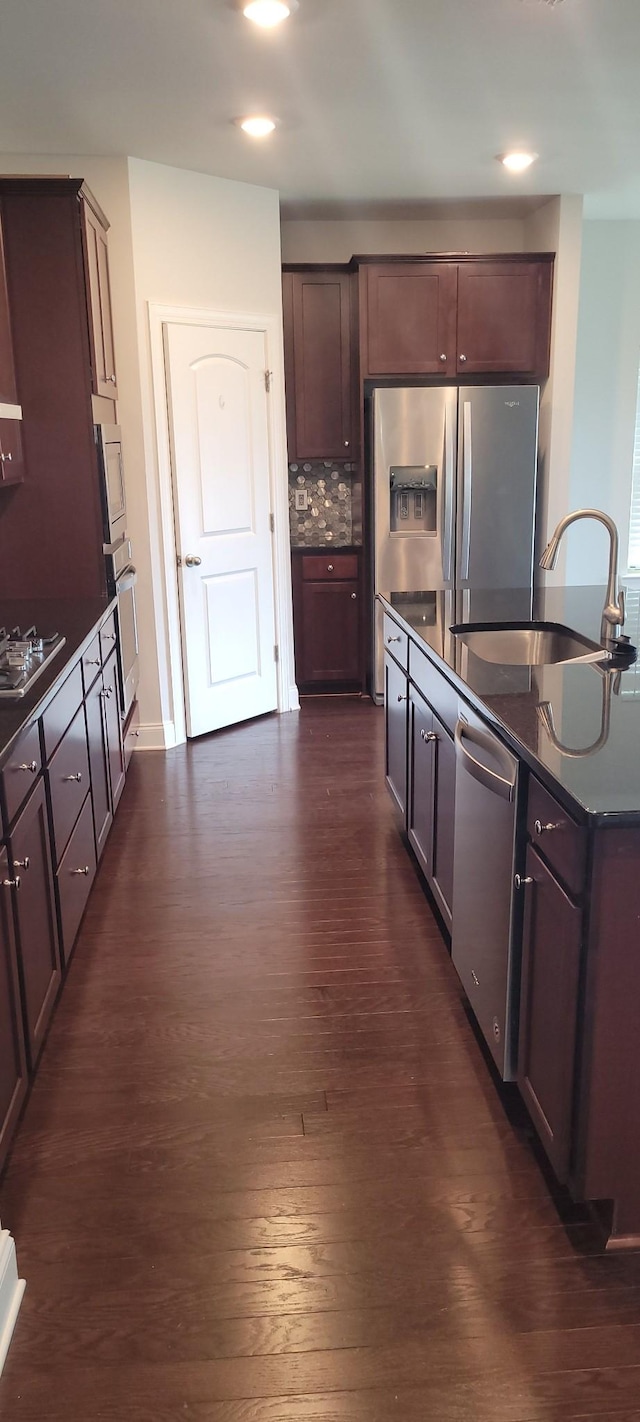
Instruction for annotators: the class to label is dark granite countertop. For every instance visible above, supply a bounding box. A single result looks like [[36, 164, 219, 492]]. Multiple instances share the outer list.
[[291, 544, 363, 554], [378, 584, 640, 825], [0, 597, 115, 769]]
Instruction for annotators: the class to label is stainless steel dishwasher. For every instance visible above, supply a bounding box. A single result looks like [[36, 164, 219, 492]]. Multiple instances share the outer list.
[[451, 702, 520, 1079]]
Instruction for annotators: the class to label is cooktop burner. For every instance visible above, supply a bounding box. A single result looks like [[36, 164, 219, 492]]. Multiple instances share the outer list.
[[0, 626, 66, 699]]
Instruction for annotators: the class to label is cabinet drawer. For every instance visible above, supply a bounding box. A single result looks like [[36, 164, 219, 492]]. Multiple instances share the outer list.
[[82, 634, 102, 693], [123, 700, 140, 766], [527, 777, 587, 899], [409, 641, 457, 736], [302, 554, 359, 582], [42, 662, 83, 761], [100, 610, 118, 661], [1, 721, 42, 827], [56, 794, 96, 963], [382, 612, 408, 669], [47, 706, 90, 864]]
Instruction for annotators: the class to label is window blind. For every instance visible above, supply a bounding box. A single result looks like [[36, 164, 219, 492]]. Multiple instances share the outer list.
[[627, 364, 640, 570]]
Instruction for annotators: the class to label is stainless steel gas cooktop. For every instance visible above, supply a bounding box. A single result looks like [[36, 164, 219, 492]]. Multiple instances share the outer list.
[[0, 626, 66, 699]]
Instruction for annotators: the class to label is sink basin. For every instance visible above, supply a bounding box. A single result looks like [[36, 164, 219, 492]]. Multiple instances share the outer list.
[[451, 620, 609, 667]]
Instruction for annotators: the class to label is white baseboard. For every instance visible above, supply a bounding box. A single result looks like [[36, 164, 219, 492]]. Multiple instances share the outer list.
[[0, 1231, 24, 1376], [287, 684, 300, 712], [134, 721, 176, 751]]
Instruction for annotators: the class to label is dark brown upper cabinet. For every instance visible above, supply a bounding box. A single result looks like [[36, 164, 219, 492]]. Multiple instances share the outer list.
[[0, 214, 19, 408], [81, 193, 118, 400], [0, 177, 113, 598], [359, 255, 553, 381], [363, 262, 457, 377], [283, 269, 355, 461], [456, 260, 553, 377]]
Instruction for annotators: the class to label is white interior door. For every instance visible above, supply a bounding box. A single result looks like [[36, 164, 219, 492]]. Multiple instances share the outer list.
[[164, 321, 278, 738]]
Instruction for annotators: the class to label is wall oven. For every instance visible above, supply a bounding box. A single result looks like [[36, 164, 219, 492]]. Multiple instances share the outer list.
[[96, 424, 139, 718]]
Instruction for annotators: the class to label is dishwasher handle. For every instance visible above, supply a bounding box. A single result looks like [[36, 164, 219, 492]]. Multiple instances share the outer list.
[[454, 719, 516, 802]]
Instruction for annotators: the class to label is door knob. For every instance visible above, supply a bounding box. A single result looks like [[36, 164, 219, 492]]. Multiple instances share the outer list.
[[185, 555, 202, 567]]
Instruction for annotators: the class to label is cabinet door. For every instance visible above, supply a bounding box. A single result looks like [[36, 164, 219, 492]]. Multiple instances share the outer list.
[[456, 261, 552, 377], [365, 263, 457, 376], [518, 844, 582, 1181], [297, 581, 360, 685], [82, 199, 118, 398], [85, 672, 113, 859], [0, 216, 18, 407], [0, 417, 24, 486], [103, 653, 125, 811], [384, 652, 408, 818], [0, 847, 28, 1170], [431, 717, 455, 927], [407, 687, 435, 879], [290, 273, 353, 459], [9, 779, 61, 1068]]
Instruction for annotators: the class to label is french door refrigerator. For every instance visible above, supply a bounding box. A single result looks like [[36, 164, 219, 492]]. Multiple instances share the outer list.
[[373, 384, 539, 698]]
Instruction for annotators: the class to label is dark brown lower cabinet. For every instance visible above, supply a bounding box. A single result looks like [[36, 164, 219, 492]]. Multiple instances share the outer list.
[[0, 847, 28, 1170], [102, 653, 125, 811], [384, 653, 408, 816], [296, 580, 360, 687], [0, 418, 24, 486], [56, 794, 97, 960], [85, 670, 113, 858], [9, 778, 61, 1068], [407, 686, 455, 928], [518, 843, 583, 1182]]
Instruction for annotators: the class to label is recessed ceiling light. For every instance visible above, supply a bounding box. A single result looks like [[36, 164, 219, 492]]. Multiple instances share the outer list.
[[500, 151, 538, 173], [238, 115, 277, 137], [242, 0, 297, 26]]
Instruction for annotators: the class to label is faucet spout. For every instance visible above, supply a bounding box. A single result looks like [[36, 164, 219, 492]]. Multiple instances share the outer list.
[[539, 508, 625, 646]]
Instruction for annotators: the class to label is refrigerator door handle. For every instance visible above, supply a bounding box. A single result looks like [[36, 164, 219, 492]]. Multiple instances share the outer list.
[[461, 400, 473, 581], [442, 400, 454, 583]]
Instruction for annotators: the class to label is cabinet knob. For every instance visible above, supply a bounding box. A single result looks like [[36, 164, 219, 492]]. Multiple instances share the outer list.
[[439, 354, 447, 362], [344, 440, 349, 447], [101, 686, 113, 699], [514, 874, 534, 888], [397, 693, 407, 703], [327, 564, 334, 572], [420, 729, 438, 742], [13, 857, 30, 871], [534, 819, 557, 836], [108, 374, 117, 384], [386, 635, 401, 644], [185, 555, 202, 567], [0, 452, 12, 462], [71, 866, 91, 876], [2, 877, 20, 890], [63, 772, 82, 783], [459, 354, 467, 363], [86, 658, 101, 667], [351, 592, 357, 599], [102, 632, 116, 641], [18, 761, 38, 773]]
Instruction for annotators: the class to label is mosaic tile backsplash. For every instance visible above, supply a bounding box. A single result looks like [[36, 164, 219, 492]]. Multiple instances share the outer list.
[[288, 460, 361, 547]]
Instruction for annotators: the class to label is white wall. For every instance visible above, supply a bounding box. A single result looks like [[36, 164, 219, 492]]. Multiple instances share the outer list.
[[567, 221, 640, 583], [126, 158, 291, 746], [523, 195, 584, 579], [280, 216, 527, 263]]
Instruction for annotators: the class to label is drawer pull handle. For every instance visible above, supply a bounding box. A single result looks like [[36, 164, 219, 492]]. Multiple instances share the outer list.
[[2, 877, 20, 890], [86, 658, 101, 667], [439, 354, 447, 362], [64, 772, 82, 783], [18, 761, 38, 773], [327, 564, 334, 572], [71, 866, 90, 876], [0, 452, 13, 462], [459, 354, 467, 363], [534, 819, 557, 836], [386, 635, 401, 644], [514, 874, 534, 889], [102, 632, 117, 641], [13, 857, 30, 871], [397, 693, 407, 703], [101, 687, 113, 699], [420, 729, 438, 742], [351, 592, 357, 600]]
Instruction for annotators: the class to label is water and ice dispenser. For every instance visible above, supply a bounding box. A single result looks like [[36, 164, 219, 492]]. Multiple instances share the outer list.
[[389, 465, 437, 534]]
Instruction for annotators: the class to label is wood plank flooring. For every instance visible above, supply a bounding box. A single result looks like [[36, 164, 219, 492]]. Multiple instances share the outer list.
[[1, 699, 640, 1420]]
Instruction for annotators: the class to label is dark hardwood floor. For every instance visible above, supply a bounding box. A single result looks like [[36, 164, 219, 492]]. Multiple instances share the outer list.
[[1, 699, 640, 1420]]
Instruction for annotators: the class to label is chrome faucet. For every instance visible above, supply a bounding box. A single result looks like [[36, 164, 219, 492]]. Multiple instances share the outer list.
[[539, 508, 625, 646]]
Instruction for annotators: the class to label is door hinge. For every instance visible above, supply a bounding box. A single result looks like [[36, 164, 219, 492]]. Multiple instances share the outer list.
[[264, 370, 272, 393], [274, 643, 279, 663], [269, 512, 275, 533]]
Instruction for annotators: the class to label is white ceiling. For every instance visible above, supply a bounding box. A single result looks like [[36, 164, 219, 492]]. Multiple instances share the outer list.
[[0, 0, 639, 218]]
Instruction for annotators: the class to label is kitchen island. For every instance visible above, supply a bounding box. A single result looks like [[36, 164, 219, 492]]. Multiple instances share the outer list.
[[378, 583, 640, 1249]]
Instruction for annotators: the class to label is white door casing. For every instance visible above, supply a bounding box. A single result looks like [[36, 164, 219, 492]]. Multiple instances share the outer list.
[[164, 321, 278, 737]]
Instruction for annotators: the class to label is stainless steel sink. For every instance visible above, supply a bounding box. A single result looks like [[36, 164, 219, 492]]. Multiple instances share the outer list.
[[451, 621, 609, 667]]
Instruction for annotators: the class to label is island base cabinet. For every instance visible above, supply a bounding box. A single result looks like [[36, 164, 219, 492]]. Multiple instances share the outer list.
[[407, 689, 435, 876], [518, 844, 582, 1183], [56, 795, 97, 962], [384, 653, 408, 817], [431, 723, 455, 927], [0, 849, 28, 1172], [9, 779, 61, 1069], [85, 671, 113, 858]]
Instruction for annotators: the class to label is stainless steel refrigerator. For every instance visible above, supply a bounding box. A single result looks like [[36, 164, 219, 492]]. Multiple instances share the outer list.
[[373, 384, 540, 699]]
